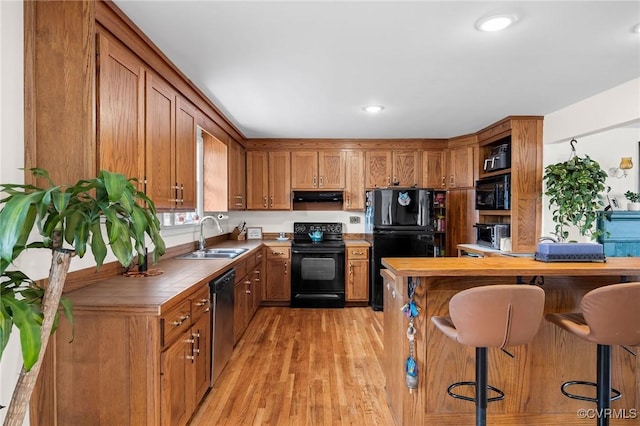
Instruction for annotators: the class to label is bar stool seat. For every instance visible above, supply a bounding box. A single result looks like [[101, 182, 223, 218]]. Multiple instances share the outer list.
[[431, 284, 545, 426], [545, 282, 640, 426]]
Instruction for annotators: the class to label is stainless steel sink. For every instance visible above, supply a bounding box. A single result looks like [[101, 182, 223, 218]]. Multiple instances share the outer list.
[[176, 248, 248, 260]]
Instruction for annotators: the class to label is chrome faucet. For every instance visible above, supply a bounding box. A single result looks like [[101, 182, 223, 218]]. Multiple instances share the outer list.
[[199, 215, 223, 251]]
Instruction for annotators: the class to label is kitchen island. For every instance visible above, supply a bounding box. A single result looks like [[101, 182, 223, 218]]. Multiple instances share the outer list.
[[380, 257, 640, 426]]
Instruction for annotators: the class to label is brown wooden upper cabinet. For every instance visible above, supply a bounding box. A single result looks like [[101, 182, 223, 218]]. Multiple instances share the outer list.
[[145, 73, 197, 211], [447, 145, 475, 189], [97, 32, 196, 211], [422, 150, 447, 189], [366, 150, 420, 188], [97, 32, 145, 189], [344, 151, 366, 210], [227, 139, 246, 210], [291, 151, 345, 189], [246, 151, 291, 210]]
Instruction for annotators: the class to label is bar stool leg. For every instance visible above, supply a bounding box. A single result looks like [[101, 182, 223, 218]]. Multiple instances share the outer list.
[[476, 347, 488, 426], [597, 344, 611, 426]]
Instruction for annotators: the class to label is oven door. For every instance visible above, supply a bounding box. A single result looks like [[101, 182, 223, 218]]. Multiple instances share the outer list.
[[291, 247, 345, 308]]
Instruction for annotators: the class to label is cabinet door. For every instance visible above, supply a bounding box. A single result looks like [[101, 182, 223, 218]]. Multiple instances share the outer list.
[[146, 72, 176, 210], [318, 151, 345, 189], [365, 151, 392, 188], [446, 189, 477, 256], [291, 151, 318, 189], [175, 96, 197, 210], [422, 150, 447, 189], [246, 151, 269, 210], [192, 311, 210, 404], [97, 33, 145, 188], [393, 151, 420, 187], [234, 279, 249, 343], [268, 151, 291, 210], [449, 146, 474, 189], [265, 258, 290, 301], [344, 151, 365, 210], [251, 259, 263, 316], [227, 140, 246, 210], [347, 258, 369, 302], [160, 334, 193, 426]]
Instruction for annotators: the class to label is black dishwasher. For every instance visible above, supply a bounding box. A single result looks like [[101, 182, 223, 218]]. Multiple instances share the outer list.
[[210, 268, 235, 386]]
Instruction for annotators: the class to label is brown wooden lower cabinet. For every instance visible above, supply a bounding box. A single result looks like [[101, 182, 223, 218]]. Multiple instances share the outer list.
[[234, 251, 263, 343], [34, 283, 211, 426], [380, 259, 640, 425], [346, 244, 369, 302], [264, 246, 291, 302]]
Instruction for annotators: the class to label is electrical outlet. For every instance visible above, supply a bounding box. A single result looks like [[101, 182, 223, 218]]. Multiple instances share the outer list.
[[349, 216, 360, 224]]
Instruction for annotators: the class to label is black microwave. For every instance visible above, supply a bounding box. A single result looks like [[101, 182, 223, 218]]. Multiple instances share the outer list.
[[475, 174, 510, 210]]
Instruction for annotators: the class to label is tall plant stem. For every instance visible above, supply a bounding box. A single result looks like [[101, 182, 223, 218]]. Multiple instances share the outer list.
[[3, 249, 73, 426]]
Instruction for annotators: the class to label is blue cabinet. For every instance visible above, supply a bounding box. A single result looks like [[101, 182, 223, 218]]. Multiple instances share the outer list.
[[597, 211, 640, 257]]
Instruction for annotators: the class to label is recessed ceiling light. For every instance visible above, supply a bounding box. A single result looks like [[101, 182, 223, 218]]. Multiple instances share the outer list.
[[476, 14, 517, 32], [363, 105, 384, 113]]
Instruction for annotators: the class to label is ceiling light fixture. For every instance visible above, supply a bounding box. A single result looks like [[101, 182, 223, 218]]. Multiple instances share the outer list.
[[476, 14, 517, 32], [363, 105, 384, 113], [633, 23, 640, 34]]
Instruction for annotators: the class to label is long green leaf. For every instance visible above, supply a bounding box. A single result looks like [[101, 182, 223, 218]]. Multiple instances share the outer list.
[[3, 296, 42, 371], [59, 297, 74, 342], [0, 190, 44, 261], [74, 220, 89, 258], [101, 170, 127, 204], [90, 222, 107, 268], [0, 298, 14, 362]]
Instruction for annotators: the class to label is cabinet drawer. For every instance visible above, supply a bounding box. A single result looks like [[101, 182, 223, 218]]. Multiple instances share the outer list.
[[191, 285, 210, 322], [161, 299, 191, 348], [347, 247, 369, 259], [266, 246, 290, 259], [234, 259, 247, 282]]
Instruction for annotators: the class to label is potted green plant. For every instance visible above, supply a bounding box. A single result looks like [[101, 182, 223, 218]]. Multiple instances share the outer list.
[[544, 152, 609, 241], [624, 190, 640, 211], [0, 168, 165, 425]]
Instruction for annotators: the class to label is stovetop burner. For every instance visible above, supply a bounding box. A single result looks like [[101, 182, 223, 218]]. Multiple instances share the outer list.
[[292, 222, 344, 246]]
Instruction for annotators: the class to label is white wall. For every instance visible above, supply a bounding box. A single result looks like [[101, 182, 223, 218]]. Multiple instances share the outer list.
[[0, 1, 28, 422], [541, 78, 640, 241]]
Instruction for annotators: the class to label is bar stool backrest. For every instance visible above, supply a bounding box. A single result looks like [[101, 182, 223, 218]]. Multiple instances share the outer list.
[[449, 285, 545, 348], [580, 282, 640, 346]]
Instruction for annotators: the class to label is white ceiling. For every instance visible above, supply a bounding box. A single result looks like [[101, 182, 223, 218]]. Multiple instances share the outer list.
[[113, 1, 640, 139]]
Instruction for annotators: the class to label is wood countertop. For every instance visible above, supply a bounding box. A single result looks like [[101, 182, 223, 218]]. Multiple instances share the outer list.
[[66, 240, 265, 313], [381, 256, 640, 277]]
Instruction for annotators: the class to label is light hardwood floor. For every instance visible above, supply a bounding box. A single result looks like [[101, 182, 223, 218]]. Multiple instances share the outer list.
[[190, 307, 396, 426]]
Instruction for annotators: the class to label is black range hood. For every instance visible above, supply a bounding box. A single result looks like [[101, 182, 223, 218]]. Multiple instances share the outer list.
[[293, 191, 344, 203]]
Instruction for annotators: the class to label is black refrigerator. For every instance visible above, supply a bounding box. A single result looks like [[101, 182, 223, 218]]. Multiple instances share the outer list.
[[367, 188, 435, 311]]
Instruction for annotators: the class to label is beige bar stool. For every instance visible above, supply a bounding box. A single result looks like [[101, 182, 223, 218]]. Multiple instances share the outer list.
[[545, 282, 640, 426], [431, 285, 545, 426]]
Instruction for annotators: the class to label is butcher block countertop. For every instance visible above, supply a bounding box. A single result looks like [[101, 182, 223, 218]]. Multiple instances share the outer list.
[[382, 256, 640, 277], [66, 240, 266, 314]]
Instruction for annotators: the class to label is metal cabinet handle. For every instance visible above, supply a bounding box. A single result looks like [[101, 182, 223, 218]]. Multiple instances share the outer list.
[[387, 176, 391, 185], [347, 196, 351, 207], [313, 176, 317, 187], [263, 196, 267, 208], [352, 251, 364, 255], [269, 195, 273, 208], [319, 176, 324, 186], [195, 299, 208, 307], [441, 176, 446, 187], [348, 262, 352, 275], [284, 262, 288, 274]]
